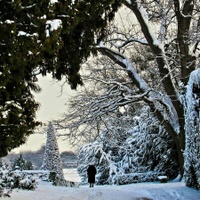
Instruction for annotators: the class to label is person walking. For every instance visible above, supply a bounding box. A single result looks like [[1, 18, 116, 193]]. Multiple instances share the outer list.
[[87, 164, 97, 187]]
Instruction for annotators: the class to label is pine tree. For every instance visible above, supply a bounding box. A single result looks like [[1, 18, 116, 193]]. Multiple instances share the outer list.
[[41, 122, 65, 186], [12, 154, 34, 171], [0, 159, 3, 168]]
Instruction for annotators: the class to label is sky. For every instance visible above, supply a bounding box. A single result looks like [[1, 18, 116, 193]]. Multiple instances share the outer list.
[[1, 169, 200, 200], [13, 74, 77, 154]]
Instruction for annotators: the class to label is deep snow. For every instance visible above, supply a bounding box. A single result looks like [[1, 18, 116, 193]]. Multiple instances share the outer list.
[[2, 169, 200, 200]]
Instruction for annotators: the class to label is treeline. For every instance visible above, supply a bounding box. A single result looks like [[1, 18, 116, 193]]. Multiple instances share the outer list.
[[4, 146, 77, 170]]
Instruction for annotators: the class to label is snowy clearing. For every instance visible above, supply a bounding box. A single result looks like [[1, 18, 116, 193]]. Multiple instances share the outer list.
[[2, 169, 199, 200]]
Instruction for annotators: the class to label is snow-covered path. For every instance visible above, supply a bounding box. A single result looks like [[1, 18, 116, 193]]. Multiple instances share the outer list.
[[1, 169, 199, 200], [3, 181, 200, 200]]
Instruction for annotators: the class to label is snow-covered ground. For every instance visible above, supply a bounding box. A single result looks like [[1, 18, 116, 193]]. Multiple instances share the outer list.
[[2, 169, 200, 200]]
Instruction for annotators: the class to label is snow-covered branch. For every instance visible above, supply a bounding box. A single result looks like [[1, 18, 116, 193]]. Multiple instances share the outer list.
[[97, 45, 148, 91]]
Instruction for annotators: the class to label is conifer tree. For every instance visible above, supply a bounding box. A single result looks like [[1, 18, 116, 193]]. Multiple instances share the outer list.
[[41, 122, 65, 186], [0, 0, 48, 156], [12, 154, 26, 171], [12, 154, 34, 170]]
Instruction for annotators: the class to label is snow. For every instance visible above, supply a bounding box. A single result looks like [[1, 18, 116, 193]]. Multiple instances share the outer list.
[[46, 19, 62, 37], [184, 68, 200, 188], [126, 0, 132, 4], [4, 20, 15, 24], [158, 176, 168, 179], [50, 0, 58, 4], [187, 68, 200, 87], [18, 31, 38, 37], [2, 169, 199, 200]]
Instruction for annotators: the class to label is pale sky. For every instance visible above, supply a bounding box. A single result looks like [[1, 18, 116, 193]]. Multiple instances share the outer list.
[[13, 74, 77, 153]]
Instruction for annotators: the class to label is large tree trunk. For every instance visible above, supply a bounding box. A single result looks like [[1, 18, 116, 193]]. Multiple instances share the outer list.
[[123, 1, 187, 179], [146, 101, 185, 179]]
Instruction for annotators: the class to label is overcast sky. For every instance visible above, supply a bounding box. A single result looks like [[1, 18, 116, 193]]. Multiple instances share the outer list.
[[13, 75, 77, 153]]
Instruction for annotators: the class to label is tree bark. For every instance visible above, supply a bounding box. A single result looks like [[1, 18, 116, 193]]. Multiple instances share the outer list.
[[174, 0, 196, 84]]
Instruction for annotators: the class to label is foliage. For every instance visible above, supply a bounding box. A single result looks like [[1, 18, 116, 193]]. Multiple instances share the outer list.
[[4, 146, 77, 170], [0, 0, 199, 189], [113, 172, 164, 185], [0, 0, 48, 156], [47, 0, 122, 89], [0, 0, 122, 156]]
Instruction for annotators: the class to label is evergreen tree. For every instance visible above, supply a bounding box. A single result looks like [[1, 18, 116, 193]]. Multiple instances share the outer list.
[[12, 154, 26, 171], [25, 160, 34, 170], [0, 0, 121, 156], [0, 0, 49, 156], [0, 158, 3, 168], [41, 122, 65, 186], [12, 154, 34, 171]]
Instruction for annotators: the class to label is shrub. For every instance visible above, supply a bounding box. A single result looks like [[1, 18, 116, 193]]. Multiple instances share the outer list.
[[0, 169, 37, 197]]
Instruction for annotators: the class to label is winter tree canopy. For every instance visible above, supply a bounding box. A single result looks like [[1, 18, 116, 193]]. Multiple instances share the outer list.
[[77, 106, 179, 185]]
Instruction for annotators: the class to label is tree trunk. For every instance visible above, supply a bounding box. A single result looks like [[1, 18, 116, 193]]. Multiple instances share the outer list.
[[146, 100, 185, 179]]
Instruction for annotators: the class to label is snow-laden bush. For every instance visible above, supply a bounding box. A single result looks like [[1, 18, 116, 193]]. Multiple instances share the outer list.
[[0, 168, 37, 197], [18, 174, 37, 190], [77, 106, 179, 185]]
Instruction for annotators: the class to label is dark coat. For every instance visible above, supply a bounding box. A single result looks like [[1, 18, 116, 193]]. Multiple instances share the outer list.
[[87, 165, 97, 183]]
